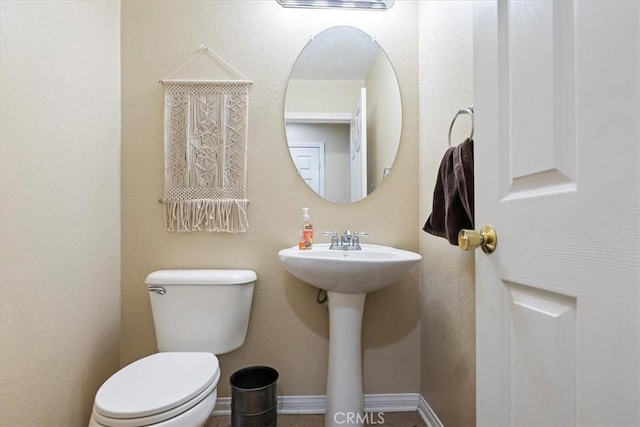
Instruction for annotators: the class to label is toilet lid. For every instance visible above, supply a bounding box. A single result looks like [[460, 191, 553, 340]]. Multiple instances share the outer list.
[[94, 352, 219, 419]]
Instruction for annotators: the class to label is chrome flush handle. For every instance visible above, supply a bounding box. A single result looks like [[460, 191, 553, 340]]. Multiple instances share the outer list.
[[148, 286, 166, 295]]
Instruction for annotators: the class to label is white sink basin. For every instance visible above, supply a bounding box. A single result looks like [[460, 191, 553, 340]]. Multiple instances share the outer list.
[[278, 243, 421, 294]]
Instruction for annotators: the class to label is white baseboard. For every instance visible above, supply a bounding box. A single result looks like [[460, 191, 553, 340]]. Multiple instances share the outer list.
[[213, 393, 442, 426], [363, 393, 420, 413], [417, 394, 444, 427]]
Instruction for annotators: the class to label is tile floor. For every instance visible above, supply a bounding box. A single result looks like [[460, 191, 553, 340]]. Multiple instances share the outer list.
[[205, 411, 426, 427]]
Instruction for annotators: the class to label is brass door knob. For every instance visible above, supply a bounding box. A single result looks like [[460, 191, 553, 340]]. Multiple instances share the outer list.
[[458, 225, 498, 254]]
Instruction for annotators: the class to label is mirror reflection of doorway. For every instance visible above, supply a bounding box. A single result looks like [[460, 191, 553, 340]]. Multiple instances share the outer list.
[[285, 88, 367, 204], [286, 123, 350, 203]]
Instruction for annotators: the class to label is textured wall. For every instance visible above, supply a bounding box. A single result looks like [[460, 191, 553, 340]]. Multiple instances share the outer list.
[[418, 2, 476, 426], [0, 1, 121, 425], [121, 1, 419, 397]]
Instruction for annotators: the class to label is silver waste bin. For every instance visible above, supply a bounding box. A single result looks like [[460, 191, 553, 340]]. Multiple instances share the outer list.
[[230, 366, 279, 427]]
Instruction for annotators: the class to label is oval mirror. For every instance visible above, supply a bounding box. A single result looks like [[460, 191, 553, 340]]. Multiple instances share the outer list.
[[284, 26, 402, 204]]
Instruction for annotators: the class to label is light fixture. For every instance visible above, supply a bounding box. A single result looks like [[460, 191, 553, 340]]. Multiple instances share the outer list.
[[277, 0, 394, 10]]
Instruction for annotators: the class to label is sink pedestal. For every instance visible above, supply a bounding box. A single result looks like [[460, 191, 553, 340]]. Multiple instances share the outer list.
[[277, 243, 422, 427], [326, 291, 366, 427]]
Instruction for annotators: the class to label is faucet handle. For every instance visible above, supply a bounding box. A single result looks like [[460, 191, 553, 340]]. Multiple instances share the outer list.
[[352, 232, 368, 248], [322, 231, 339, 248]]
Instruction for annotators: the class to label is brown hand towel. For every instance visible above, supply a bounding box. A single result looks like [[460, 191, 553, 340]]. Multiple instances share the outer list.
[[423, 138, 474, 245]]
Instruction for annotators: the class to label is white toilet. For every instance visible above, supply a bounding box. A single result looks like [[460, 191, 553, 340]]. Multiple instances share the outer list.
[[89, 269, 257, 427]]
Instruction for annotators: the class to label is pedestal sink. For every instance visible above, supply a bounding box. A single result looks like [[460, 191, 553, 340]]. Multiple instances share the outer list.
[[278, 243, 421, 427]]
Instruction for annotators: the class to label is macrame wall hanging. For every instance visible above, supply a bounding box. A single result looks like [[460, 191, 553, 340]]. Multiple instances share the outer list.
[[160, 46, 252, 233]]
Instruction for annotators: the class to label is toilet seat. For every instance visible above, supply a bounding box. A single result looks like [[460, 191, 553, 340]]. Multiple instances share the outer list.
[[92, 352, 219, 427]]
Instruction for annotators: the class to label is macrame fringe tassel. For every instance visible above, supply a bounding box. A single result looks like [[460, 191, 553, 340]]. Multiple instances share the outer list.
[[164, 199, 249, 233]]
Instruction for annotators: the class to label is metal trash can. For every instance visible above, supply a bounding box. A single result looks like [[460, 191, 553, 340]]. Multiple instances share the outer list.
[[230, 366, 279, 427]]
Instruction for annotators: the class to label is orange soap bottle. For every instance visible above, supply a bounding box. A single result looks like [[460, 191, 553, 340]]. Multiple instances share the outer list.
[[298, 207, 313, 250]]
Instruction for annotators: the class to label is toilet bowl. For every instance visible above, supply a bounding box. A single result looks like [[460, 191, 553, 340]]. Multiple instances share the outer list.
[[89, 353, 219, 427], [89, 270, 256, 427]]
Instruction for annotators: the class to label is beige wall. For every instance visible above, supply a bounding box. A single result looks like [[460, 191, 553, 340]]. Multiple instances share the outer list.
[[285, 79, 364, 113], [122, 0, 419, 397], [418, 2, 476, 426], [0, 1, 121, 425]]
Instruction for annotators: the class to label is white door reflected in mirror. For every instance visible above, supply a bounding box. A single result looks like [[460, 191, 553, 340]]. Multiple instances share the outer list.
[[289, 142, 325, 198], [349, 87, 367, 202], [284, 26, 402, 204]]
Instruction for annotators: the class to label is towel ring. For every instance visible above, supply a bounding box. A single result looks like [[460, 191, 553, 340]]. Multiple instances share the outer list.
[[448, 105, 474, 146]]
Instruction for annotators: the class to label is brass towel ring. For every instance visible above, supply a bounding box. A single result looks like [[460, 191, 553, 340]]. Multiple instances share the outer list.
[[448, 105, 474, 147]]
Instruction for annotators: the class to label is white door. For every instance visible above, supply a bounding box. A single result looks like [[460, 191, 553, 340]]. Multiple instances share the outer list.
[[289, 143, 325, 197], [474, 1, 639, 426], [350, 88, 367, 202]]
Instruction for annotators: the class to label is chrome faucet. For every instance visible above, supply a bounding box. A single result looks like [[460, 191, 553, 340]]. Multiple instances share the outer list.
[[323, 230, 368, 250], [341, 229, 352, 246]]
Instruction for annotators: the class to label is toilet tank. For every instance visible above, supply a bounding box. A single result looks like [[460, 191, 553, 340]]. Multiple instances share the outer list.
[[145, 269, 256, 354]]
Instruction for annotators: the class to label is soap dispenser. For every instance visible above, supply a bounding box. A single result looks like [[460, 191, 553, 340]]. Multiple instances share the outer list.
[[298, 207, 313, 250]]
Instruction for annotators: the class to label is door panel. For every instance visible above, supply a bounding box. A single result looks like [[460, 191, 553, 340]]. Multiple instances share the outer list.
[[508, 282, 576, 426], [501, 0, 576, 198]]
